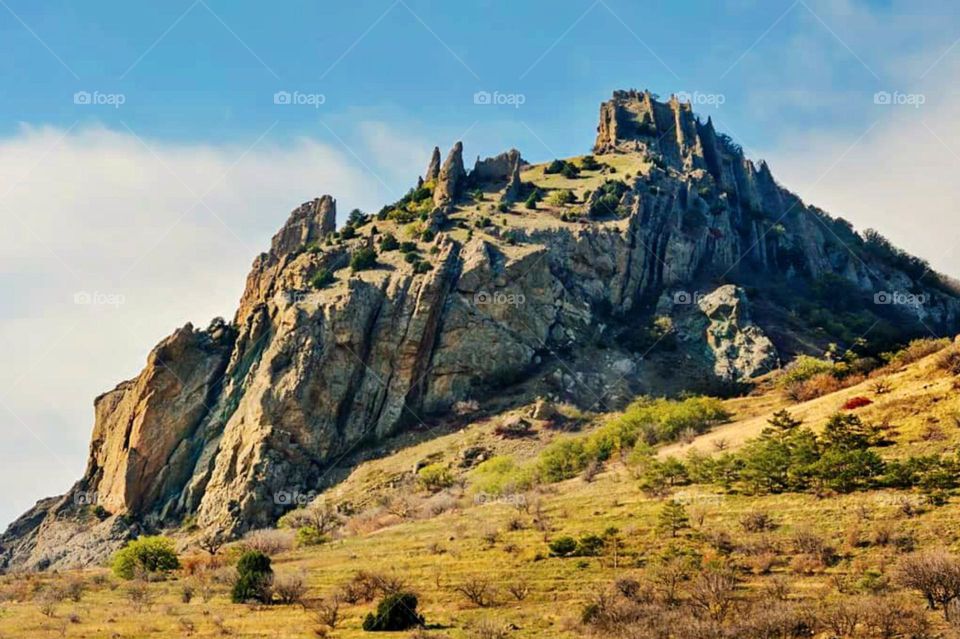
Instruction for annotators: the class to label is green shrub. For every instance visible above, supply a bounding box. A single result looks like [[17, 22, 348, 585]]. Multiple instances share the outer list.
[[362, 592, 424, 631], [580, 155, 602, 171], [544, 159, 565, 174], [347, 208, 366, 226], [470, 455, 535, 496], [380, 233, 399, 251], [340, 225, 357, 239], [295, 526, 329, 548], [538, 438, 588, 483], [778, 355, 836, 386], [414, 261, 433, 274], [350, 247, 378, 272], [560, 162, 580, 179], [548, 189, 576, 206], [549, 536, 578, 557], [310, 268, 334, 289], [111, 536, 180, 580], [524, 193, 538, 210], [231, 551, 273, 603], [417, 463, 454, 492]]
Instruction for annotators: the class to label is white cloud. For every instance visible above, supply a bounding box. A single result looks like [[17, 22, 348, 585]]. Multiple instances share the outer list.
[[761, 58, 960, 280], [0, 123, 416, 528]]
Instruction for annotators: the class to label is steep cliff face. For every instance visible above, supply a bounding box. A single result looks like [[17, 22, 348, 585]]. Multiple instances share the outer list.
[[4, 90, 960, 571]]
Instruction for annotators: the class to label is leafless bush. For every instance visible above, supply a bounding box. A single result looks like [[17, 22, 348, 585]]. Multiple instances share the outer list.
[[339, 570, 407, 604], [762, 575, 791, 601], [240, 528, 295, 556], [454, 576, 498, 607], [506, 580, 530, 601], [896, 548, 960, 616], [688, 566, 739, 622], [649, 557, 690, 605], [581, 460, 602, 482], [937, 346, 960, 375], [818, 597, 862, 637], [280, 503, 342, 534], [791, 529, 837, 566], [126, 581, 154, 612], [62, 577, 86, 603], [198, 531, 226, 556], [272, 571, 307, 605], [178, 617, 196, 635], [470, 617, 512, 639], [308, 593, 342, 629], [421, 491, 460, 517], [871, 379, 892, 395], [740, 510, 777, 533]]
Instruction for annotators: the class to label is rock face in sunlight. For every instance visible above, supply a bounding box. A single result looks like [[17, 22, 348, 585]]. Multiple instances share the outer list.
[[4, 89, 960, 572]]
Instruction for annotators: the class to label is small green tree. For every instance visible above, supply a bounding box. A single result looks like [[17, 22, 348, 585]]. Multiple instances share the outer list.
[[111, 536, 180, 580], [350, 247, 378, 272], [362, 592, 424, 631], [347, 208, 366, 226], [310, 268, 334, 289], [380, 233, 399, 251], [295, 526, 329, 548], [657, 500, 690, 538], [231, 551, 273, 603], [548, 536, 578, 557], [763, 409, 802, 436]]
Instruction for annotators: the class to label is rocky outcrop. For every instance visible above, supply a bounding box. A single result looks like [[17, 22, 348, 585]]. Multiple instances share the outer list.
[[424, 147, 441, 182], [694, 285, 778, 381], [433, 142, 466, 209], [502, 154, 524, 203], [472, 149, 522, 184], [5, 89, 960, 572]]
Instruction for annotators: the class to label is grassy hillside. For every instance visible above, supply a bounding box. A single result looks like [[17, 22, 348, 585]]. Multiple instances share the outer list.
[[4, 338, 960, 638]]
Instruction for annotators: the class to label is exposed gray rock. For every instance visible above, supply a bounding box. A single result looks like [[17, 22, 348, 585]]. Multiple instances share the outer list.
[[472, 149, 522, 183], [696, 285, 779, 381], [424, 146, 441, 182], [6, 89, 960, 572], [433, 141, 466, 209]]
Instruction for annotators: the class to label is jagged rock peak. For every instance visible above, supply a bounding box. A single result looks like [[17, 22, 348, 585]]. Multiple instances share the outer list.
[[424, 146, 441, 182], [471, 148, 523, 183], [269, 195, 337, 259], [433, 141, 466, 208], [502, 153, 524, 203]]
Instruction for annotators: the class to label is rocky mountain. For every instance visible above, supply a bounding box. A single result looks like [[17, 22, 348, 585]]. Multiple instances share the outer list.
[[3, 89, 959, 572]]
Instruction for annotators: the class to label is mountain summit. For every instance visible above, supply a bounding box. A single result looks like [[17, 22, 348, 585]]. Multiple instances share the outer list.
[[3, 90, 958, 571]]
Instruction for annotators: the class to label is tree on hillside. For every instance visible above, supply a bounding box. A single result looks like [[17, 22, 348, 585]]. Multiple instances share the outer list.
[[657, 500, 690, 538]]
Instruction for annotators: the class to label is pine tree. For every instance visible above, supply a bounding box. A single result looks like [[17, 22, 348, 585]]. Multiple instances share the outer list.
[[657, 500, 690, 538]]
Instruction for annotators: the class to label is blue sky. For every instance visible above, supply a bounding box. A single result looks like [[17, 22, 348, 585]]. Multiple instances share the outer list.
[[3, 0, 960, 529], [5, 0, 956, 180]]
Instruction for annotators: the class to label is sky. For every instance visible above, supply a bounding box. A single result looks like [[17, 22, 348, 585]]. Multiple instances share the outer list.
[[2, 0, 960, 529]]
